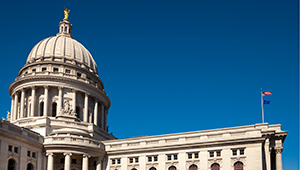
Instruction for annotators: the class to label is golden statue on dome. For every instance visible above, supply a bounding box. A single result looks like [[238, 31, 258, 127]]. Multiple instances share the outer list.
[[64, 7, 70, 20]]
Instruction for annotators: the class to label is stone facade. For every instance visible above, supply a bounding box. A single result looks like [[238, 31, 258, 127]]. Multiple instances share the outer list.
[[0, 16, 287, 170]]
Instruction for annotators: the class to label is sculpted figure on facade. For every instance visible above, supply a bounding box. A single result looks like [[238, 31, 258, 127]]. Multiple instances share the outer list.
[[58, 100, 76, 117]]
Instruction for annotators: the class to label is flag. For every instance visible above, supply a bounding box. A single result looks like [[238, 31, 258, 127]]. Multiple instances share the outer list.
[[262, 91, 272, 97], [263, 100, 271, 104]]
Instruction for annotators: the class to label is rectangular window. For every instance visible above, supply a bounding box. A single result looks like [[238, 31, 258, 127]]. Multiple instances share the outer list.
[[8, 145, 12, 152], [173, 154, 178, 160], [112, 159, 115, 165], [240, 149, 244, 155], [53, 68, 59, 72], [209, 151, 214, 157], [32, 69, 36, 72], [188, 153, 193, 159], [135, 157, 139, 163], [167, 155, 172, 160], [32, 152, 36, 158], [65, 69, 71, 74], [232, 149, 237, 156], [117, 159, 121, 164], [154, 156, 158, 161], [72, 159, 77, 164], [42, 67, 47, 72], [129, 158, 133, 163], [195, 153, 199, 158], [216, 151, 221, 157], [77, 72, 82, 77], [27, 151, 31, 157], [14, 147, 18, 153], [148, 156, 152, 162]]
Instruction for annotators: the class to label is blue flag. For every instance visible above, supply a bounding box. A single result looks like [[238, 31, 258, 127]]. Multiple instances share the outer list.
[[263, 100, 271, 104]]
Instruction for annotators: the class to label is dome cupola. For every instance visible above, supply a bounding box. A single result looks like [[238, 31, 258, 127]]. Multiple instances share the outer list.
[[26, 18, 98, 74]]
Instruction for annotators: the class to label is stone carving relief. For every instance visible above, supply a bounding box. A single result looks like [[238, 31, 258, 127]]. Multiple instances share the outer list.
[[207, 159, 222, 169], [231, 157, 246, 166], [57, 100, 76, 118], [186, 160, 200, 169]]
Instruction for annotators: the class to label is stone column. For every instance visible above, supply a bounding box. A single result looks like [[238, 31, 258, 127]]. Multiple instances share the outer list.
[[11, 96, 14, 121], [94, 100, 98, 125], [82, 154, 90, 170], [72, 90, 77, 115], [58, 87, 63, 114], [64, 153, 72, 170], [31, 86, 36, 117], [104, 108, 108, 130], [44, 86, 49, 116], [20, 89, 25, 118], [101, 104, 104, 129], [84, 93, 88, 122], [14, 92, 19, 120], [96, 156, 103, 170], [47, 152, 54, 170], [275, 147, 283, 170]]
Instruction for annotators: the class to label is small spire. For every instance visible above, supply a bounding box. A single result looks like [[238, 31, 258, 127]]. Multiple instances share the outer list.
[[57, 8, 73, 38]]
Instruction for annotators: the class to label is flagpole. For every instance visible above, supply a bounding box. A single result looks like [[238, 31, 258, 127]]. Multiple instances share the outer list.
[[261, 88, 264, 123]]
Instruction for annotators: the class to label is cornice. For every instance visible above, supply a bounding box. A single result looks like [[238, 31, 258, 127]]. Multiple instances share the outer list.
[[105, 137, 266, 155], [0, 128, 43, 147]]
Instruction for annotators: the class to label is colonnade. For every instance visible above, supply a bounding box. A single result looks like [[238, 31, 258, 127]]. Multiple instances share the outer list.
[[10, 86, 108, 128], [46, 152, 103, 170]]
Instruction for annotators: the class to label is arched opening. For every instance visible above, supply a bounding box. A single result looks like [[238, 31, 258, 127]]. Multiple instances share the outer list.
[[234, 161, 243, 170], [39, 102, 44, 116], [149, 168, 157, 170], [168, 166, 177, 170], [211, 163, 220, 170], [52, 102, 57, 117], [8, 159, 16, 170], [27, 163, 34, 170], [189, 164, 198, 170], [76, 106, 80, 119]]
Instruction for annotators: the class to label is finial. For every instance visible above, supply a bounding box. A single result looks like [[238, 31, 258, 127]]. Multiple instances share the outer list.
[[64, 7, 70, 20]]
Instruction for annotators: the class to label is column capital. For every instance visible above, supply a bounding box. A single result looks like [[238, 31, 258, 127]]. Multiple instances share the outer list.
[[14, 91, 19, 96], [44, 85, 49, 89], [46, 152, 54, 156], [58, 86, 63, 90], [72, 89, 77, 93], [82, 154, 91, 158], [30, 86, 36, 90], [64, 152, 72, 156], [21, 88, 25, 92], [275, 147, 283, 154]]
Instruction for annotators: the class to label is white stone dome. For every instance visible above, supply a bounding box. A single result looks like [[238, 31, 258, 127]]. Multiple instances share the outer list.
[[26, 19, 98, 74]]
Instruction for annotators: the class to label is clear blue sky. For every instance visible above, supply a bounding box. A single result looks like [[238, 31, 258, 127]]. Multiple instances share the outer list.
[[0, 0, 298, 169]]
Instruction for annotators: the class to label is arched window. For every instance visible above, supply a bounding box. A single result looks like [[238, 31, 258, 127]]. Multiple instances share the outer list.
[[149, 167, 157, 170], [8, 159, 16, 170], [189, 164, 198, 170], [52, 102, 57, 117], [39, 102, 44, 116], [234, 161, 243, 170], [211, 163, 220, 170], [27, 163, 34, 170], [76, 106, 80, 119], [168, 166, 177, 170]]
